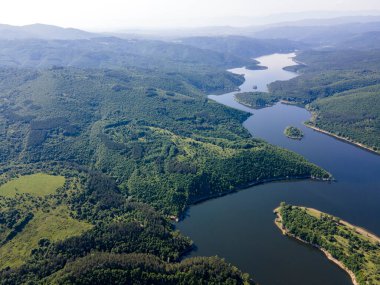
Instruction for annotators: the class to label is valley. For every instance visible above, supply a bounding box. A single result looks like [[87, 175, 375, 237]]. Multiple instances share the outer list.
[[0, 15, 379, 284]]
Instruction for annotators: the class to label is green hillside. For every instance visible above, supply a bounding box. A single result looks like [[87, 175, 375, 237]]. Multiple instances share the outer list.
[[0, 39, 330, 283], [308, 85, 380, 152], [0, 67, 329, 215]]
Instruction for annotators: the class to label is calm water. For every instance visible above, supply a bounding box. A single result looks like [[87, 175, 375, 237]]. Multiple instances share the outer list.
[[177, 53, 380, 285]]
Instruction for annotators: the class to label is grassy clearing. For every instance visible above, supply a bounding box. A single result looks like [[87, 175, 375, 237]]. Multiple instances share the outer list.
[[304, 207, 380, 244], [0, 173, 65, 197], [0, 205, 92, 269]]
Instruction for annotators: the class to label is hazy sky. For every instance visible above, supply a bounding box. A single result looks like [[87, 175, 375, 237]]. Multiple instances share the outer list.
[[1, 0, 380, 30]]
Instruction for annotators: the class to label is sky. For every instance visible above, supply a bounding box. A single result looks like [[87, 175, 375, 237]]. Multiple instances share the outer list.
[[1, 0, 380, 31]]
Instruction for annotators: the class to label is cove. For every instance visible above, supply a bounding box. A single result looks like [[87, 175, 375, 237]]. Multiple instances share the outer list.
[[177, 53, 380, 285]]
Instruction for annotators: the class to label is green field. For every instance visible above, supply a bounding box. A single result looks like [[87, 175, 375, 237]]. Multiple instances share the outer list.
[[0, 173, 65, 197], [0, 205, 93, 269]]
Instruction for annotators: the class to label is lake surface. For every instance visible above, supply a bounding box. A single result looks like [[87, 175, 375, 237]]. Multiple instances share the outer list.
[[177, 53, 380, 285]]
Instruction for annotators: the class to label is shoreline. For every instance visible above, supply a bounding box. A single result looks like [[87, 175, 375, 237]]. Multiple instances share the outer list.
[[305, 207, 380, 244], [188, 174, 332, 207], [174, 174, 332, 222], [273, 208, 359, 285], [279, 100, 303, 107], [304, 123, 380, 156], [234, 95, 380, 156]]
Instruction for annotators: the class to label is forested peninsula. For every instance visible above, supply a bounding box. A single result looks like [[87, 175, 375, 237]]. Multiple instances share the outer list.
[[274, 203, 380, 285]]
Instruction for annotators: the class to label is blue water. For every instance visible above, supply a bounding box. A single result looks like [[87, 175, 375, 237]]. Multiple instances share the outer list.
[[177, 53, 380, 285]]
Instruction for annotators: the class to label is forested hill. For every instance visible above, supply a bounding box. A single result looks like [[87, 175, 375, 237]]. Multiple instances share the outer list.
[[0, 66, 328, 215], [0, 37, 251, 70], [0, 32, 329, 283], [179, 36, 304, 68], [0, 34, 305, 71]]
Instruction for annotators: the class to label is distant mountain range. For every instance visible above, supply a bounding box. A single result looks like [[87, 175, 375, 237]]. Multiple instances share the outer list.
[[110, 15, 380, 39], [2, 15, 380, 41], [0, 23, 100, 40], [178, 36, 305, 59], [0, 15, 379, 57], [251, 21, 380, 44]]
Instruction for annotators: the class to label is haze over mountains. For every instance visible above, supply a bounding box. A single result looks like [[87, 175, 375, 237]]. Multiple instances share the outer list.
[[110, 15, 380, 39], [0, 15, 380, 70], [1, 15, 380, 41], [0, 23, 99, 40], [252, 21, 380, 44]]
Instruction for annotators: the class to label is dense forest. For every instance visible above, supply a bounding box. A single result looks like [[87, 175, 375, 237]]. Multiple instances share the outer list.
[[0, 37, 291, 71], [275, 203, 380, 285], [0, 66, 329, 215], [0, 171, 250, 284], [50, 253, 251, 285], [308, 84, 380, 152], [0, 32, 331, 284]]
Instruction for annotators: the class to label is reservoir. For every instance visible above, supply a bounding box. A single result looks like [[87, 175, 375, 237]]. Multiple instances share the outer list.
[[177, 53, 380, 285]]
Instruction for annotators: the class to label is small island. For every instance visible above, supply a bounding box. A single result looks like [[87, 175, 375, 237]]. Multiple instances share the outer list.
[[234, 92, 279, 109], [274, 203, 380, 285], [284, 126, 304, 140]]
